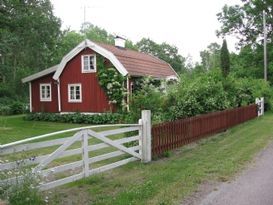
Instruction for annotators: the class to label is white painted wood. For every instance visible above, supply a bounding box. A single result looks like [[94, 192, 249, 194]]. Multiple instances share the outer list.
[[141, 110, 152, 163], [138, 119, 143, 156], [39, 172, 84, 191], [88, 146, 140, 164], [57, 79, 62, 112], [1, 136, 74, 155], [82, 131, 89, 177], [89, 157, 138, 176], [98, 126, 139, 136], [29, 82, 32, 112], [0, 124, 139, 149], [0, 136, 140, 170], [87, 130, 141, 159], [22, 64, 58, 83], [34, 132, 82, 172], [42, 160, 83, 176]]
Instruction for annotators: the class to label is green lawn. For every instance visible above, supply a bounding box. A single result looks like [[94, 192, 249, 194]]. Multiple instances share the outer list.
[[0, 115, 83, 144], [1, 114, 273, 205]]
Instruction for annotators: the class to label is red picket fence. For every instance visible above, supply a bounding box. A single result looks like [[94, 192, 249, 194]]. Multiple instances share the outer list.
[[152, 104, 257, 157]]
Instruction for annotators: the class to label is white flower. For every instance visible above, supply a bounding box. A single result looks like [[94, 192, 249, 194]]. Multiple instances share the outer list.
[[107, 83, 113, 89]]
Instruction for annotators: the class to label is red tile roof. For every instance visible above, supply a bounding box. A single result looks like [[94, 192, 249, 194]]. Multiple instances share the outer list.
[[97, 43, 178, 78]]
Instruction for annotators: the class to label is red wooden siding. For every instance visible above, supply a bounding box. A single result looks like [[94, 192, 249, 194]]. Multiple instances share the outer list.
[[152, 104, 258, 157], [60, 48, 113, 113], [31, 74, 58, 112]]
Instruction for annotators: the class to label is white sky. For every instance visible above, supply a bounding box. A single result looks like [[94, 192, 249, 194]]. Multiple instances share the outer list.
[[50, 0, 241, 62]]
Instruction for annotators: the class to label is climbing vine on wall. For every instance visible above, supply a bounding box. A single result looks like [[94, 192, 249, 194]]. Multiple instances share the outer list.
[[97, 56, 127, 109]]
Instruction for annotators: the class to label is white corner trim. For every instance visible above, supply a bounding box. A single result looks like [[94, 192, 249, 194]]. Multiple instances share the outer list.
[[29, 82, 32, 112], [40, 83, 52, 102], [22, 65, 58, 83], [68, 83, 82, 103], [57, 79, 61, 112], [166, 75, 179, 81], [53, 39, 128, 80]]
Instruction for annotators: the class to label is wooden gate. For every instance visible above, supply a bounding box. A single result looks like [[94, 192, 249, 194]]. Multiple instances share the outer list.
[[0, 111, 151, 190]]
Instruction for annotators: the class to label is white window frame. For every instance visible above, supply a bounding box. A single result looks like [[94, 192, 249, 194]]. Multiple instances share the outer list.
[[81, 54, 97, 73], [40, 83, 52, 102], [68, 84, 82, 103]]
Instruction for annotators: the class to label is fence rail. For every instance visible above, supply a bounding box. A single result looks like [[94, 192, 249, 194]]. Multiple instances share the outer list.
[[152, 104, 258, 157]]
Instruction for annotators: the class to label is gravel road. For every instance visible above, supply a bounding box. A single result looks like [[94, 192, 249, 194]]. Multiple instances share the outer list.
[[196, 142, 273, 205]]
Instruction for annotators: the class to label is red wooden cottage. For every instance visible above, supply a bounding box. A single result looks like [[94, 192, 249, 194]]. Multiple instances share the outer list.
[[22, 37, 178, 113]]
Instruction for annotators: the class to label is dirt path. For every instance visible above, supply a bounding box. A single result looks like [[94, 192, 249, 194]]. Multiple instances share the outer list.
[[182, 142, 273, 205]]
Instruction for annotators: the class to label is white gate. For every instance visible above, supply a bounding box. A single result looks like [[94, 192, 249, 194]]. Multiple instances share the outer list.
[[0, 110, 151, 190]]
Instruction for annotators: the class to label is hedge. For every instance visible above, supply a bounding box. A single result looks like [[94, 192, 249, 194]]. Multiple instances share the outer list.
[[24, 112, 124, 124]]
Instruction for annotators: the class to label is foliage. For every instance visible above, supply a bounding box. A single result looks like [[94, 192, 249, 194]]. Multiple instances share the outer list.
[[0, 101, 27, 115], [217, 0, 273, 47], [127, 77, 166, 123], [0, 169, 44, 205], [97, 57, 127, 109], [226, 76, 273, 110], [220, 39, 230, 77], [0, 0, 61, 98], [136, 38, 186, 73], [164, 70, 230, 120], [24, 112, 124, 124], [200, 42, 221, 70]]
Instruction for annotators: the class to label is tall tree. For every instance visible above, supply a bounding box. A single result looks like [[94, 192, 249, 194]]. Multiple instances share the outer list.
[[200, 43, 221, 70], [220, 39, 230, 77], [0, 0, 61, 97], [136, 38, 186, 73], [217, 0, 273, 47]]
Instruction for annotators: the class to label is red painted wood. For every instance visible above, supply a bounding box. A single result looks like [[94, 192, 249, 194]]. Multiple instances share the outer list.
[[59, 48, 114, 113], [151, 104, 258, 157], [31, 74, 58, 112]]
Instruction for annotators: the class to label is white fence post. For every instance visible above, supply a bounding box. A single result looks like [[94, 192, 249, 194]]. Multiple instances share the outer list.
[[82, 130, 89, 177], [256, 97, 265, 117], [141, 110, 151, 163]]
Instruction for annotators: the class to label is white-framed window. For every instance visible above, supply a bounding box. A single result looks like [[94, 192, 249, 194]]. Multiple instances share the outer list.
[[40, 83, 52, 102], [68, 84, 82, 103], [81, 54, 96, 73]]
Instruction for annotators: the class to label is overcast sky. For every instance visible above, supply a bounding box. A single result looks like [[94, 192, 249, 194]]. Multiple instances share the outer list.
[[50, 0, 241, 62]]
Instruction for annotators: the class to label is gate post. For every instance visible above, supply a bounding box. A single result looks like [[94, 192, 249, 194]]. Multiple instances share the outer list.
[[141, 110, 151, 163]]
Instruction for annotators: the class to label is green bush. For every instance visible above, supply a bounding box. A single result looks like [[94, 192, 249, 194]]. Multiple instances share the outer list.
[[164, 70, 230, 120], [24, 112, 124, 124]]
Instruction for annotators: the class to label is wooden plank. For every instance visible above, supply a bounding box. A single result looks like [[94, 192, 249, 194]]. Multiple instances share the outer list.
[[39, 172, 84, 191], [89, 146, 140, 164], [0, 136, 140, 171], [87, 130, 141, 159], [0, 124, 140, 149], [42, 160, 83, 176], [89, 157, 138, 175], [34, 132, 82, 172], [82, 131, 89, 177], [98, 127, 139, 137], [0, 136, 75, 155]]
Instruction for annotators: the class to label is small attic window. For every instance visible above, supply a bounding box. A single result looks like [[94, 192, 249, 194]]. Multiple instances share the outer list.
[[81, 54, 96, 73]]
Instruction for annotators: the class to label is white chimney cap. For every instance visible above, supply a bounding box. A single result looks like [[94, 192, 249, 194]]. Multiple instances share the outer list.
[[115, 36, 126, 48]]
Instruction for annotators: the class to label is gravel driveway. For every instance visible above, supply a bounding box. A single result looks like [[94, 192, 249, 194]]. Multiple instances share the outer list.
[[183, 142, 273, 205]]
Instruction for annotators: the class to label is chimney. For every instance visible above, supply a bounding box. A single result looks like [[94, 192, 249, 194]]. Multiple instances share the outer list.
[[115, 36, 126, 48]]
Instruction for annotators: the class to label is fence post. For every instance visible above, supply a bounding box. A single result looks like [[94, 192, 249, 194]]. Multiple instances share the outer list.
[[141, 110, 151, 163], [82, 130, 89, 177], [256, 97, 265, 117]]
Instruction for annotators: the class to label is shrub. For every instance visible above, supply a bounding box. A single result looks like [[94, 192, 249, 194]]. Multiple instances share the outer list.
[[164, 70, 230, 120], [24, 112, 124, 124]]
